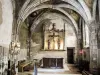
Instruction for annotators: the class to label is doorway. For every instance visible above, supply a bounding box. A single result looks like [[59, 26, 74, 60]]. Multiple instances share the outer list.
[[67, 47, 74, 64]]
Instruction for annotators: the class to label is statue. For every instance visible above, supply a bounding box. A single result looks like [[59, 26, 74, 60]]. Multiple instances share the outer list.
[[48, 40, 50, 49], [58, 38, 60, 49]]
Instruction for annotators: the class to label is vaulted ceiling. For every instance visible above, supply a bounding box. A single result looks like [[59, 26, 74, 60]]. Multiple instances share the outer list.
[[16, 0, 94, 39], [17, 0, 92, 31], [16, 0, 94, 48]]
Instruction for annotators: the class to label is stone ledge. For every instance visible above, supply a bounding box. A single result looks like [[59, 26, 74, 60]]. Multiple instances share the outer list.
[[41, 49, 66, 51]]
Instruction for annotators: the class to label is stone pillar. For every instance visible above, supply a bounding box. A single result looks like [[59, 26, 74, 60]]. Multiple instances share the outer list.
[[77, 29, 82, 64], [77, 18, 84, 50], [98, 0, 100, 20], [77, 29, 82, 50], [77, 18, 83, 69], [97, 22, 100, 74], [89, 21, 98, 75], [14, 55, 19, 75]]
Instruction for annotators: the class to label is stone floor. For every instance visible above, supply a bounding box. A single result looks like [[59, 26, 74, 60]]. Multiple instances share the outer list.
[[18, 64, 82, 75]]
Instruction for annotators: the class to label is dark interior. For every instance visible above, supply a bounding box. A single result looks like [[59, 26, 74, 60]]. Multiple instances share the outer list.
[[42, 58, 63, 69]]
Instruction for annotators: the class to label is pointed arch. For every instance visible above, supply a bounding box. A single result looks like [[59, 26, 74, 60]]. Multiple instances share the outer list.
[[77, 0, 92, 21], [30, 12, 78, 37], [18, 0, 91, 25], [17, 4, 78, 36]]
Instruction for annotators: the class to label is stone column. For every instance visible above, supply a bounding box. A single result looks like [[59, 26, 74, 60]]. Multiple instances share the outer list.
[[98, 0, 100, 20], [14, 56, 18, 75], [77, 29, 82, 65], [77, 18, 83, 68], [89, 21, 98, 75], [97, 22, 100, 74], [77, 18, 84, 50]]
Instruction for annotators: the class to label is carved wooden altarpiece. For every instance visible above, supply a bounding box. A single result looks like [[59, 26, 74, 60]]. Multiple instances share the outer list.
[[43, 23, 65, 50]]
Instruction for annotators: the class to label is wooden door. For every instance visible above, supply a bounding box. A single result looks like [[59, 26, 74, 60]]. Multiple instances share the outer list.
[[67, 48, 74, 64]]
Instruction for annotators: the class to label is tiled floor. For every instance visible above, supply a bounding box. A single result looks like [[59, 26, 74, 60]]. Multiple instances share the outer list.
[[18, 64, 82, 75]]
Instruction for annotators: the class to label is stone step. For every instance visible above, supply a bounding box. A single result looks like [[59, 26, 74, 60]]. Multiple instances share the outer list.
[[18, 72, 82, 75], [38, 73, 82, 75]]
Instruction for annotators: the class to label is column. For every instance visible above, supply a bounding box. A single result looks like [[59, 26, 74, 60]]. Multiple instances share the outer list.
[[14, 55, 18, 75], [15, 59, 18, 75], [89, 21, 98, 75], [98, 0, 100, 20], [77, 18, 83, 67], [97, 22, 100, 74]]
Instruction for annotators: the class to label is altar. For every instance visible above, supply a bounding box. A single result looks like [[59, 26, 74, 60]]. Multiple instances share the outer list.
[[33, 23, 68, 70], [42, 58, 63, 69]]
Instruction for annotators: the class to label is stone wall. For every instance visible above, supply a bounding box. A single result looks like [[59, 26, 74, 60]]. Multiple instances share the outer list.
[[0, 1, 2, 25], [30, 32, 43, 59], [19, 22, 28, 48], [0, 0, 13, 48], [0, 0, 13, 74]]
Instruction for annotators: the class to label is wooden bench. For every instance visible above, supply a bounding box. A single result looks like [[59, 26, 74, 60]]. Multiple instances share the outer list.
[[18, 61, 32, 72], [82, 71, 92, 75]]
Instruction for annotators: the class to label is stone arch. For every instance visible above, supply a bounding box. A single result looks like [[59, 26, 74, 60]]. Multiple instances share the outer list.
[[30, 12, 78, 37], [77, 0, 92, 21], [55, 4, 88, 22], [18, 0, 31, 18], [17, 0, 93, 39], [17, 7, 79, 42], [16, 0, 92, 43], [17, 4, 79, 35], [92, 0, 97, 20], [18, 0, 90, 23], [17, 0, 93, 26]]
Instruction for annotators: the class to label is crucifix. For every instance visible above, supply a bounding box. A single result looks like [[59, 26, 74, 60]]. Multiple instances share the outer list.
[[48, 23, 59, 50], [44, 23, 65, 50]]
